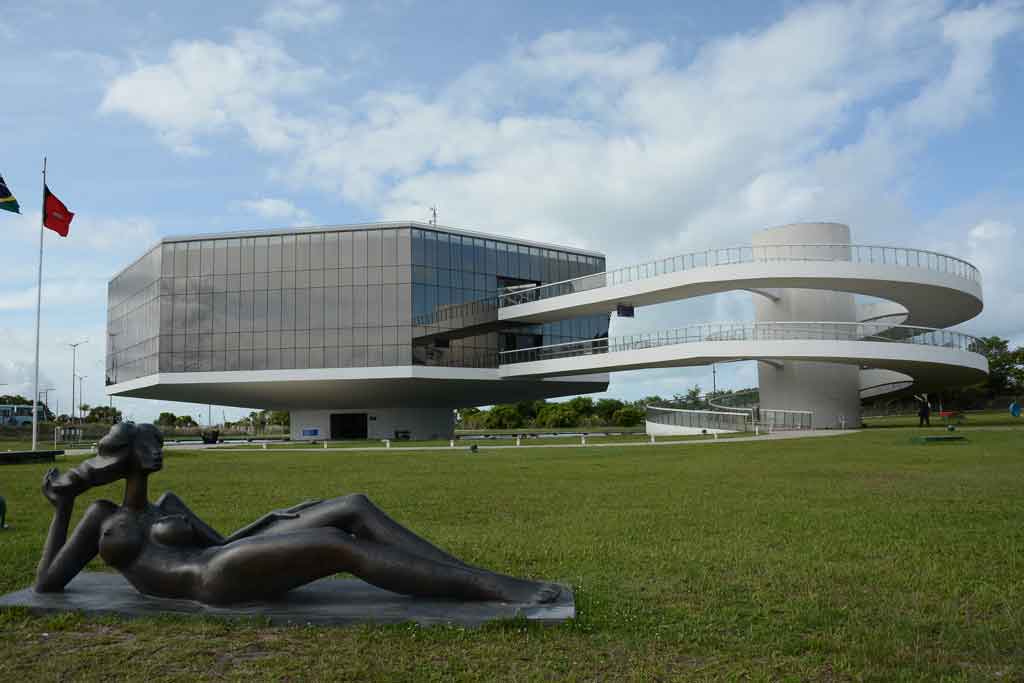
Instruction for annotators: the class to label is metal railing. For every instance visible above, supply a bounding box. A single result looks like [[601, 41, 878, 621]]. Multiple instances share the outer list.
[[413, 296, 500, 328], [645, 405, 750, 432], [760, 409, 814, 431], [707, 389, 760, 411], [499, 243, 980, 306], [644, 405, 814, 432], [499, 321, 982, 365]]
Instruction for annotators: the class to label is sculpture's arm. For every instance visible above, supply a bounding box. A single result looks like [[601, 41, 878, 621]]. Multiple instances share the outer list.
[[35, 482, 117, 593], [222, 500, 324, 544], [155, 491, 225, 547]]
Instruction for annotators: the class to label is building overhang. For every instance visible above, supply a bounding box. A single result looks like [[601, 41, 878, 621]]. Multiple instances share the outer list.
[[107, 367, 609, 411]]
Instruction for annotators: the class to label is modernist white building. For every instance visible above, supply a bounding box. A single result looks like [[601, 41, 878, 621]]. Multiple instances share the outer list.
[[106, 221, 987, 437], [104, 222, 610, 440]]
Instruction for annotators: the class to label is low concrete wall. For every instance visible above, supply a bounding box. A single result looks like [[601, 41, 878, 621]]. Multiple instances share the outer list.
[[644, 421, 736, 436]]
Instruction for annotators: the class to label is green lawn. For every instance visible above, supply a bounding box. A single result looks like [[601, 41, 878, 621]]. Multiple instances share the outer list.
[[863, 408, 1021, 429], [2, 427, 1023, 680]]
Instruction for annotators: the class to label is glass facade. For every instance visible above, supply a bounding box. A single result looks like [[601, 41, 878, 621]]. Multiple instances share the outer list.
[[107, 224, 607, 383], [409, 227, 608, 368], [107, 246, 162, 385]]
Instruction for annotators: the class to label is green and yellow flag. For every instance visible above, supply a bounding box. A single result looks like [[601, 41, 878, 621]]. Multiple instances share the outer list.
[[0, 174, 19, 214]]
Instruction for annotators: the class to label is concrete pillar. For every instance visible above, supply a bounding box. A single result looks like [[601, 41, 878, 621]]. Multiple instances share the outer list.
[[752, 222, 861, 429]]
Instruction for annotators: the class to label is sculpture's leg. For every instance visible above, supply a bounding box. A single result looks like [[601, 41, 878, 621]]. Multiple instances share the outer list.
[[198, 528, 560, 605], [263, 494, 476, 569]]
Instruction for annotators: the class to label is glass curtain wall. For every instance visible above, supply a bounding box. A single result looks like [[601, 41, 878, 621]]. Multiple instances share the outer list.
[[108, 225, 606, 382], [410, 228, 609, 368], [107, 246, 162, 384]]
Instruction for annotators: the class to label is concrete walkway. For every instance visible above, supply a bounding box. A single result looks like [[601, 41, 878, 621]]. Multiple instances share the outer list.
[[194, 428, 859, 455]]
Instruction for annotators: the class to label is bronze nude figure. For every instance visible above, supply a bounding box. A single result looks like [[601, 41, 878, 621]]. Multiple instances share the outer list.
[[35, 422, 561, 606]]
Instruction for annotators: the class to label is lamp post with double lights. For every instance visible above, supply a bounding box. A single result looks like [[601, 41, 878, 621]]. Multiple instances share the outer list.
[[67, 340, 87, 423], [76, 374, 87, 424]]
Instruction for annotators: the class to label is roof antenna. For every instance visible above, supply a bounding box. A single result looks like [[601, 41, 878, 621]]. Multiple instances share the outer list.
[[429, 205, 438, 226]]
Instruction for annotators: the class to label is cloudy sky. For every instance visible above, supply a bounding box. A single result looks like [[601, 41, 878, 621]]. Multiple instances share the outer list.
[[1, 0, 1022, 422]]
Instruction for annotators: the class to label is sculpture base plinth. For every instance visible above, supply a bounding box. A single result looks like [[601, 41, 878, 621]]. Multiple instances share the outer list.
[[0, 572, 575, 627]]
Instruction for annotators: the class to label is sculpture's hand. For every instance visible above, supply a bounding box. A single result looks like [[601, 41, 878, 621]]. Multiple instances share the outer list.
[[41, 468, 72, 508]]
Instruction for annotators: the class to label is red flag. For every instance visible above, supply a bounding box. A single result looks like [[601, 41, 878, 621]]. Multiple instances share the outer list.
[[43, 185, 74, 237]]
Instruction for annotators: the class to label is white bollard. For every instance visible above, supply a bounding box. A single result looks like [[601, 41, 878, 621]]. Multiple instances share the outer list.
[[581, 434, 587, 446], [262, 442, 267, 450], [323, 441, 327, 449], [755, 424, 759, 436], [516, 435, 521, 447], [714, 432, 719, 440], [384, 439, 390, 449], [450, 439, 455, 448], [649, 433, 655, 444]]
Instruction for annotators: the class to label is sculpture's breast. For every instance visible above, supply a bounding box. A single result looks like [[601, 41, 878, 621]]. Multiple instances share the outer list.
[[98, 510, 145, 568], [150, 514, 196, 547]]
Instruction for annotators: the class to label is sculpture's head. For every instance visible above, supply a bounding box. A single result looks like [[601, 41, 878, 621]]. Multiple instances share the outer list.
[[81, 422, 165, 486]]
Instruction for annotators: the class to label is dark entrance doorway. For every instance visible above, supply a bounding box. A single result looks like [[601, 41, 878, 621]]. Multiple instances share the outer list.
[[330, 413, 368, 439]]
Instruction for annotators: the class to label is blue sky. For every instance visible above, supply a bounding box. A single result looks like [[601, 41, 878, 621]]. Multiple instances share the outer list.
[[1, 0, 1022, 423]]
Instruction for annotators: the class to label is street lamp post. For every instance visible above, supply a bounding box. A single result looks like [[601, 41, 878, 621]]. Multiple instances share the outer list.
[[68, 340, 87, 423], [76, 374, 87, 424], [107, 330, 120, 386], [37, 387, 54, 421]]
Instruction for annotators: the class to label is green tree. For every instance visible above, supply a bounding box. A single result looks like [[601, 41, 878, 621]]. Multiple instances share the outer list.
[[485, 404, 523, 430], [973, 336, 1024, 396], [513, 400, 546, 424], [174, 415, 198, 428], [536, 403, 579, 428], [612, 407, 645, 427], [0, 394, 31, 405], [595, 398, 625, 423], [265, 410, 290, 427], [456, 407, 485, 429], [86, 405, 122, 424], [156, 412, 178, 427], [566, 396, 595, 417]]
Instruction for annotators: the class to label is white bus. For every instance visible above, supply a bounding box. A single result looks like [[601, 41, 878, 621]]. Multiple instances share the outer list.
[[0, 404, 35, 426]]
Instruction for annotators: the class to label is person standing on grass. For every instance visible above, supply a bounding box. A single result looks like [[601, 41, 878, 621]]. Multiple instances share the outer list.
[[918, 399, 931, 427]]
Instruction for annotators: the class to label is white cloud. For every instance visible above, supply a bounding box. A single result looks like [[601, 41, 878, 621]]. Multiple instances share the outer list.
[[262, 0, 343, 31], [0, 278, 108, 312], [232, 197, 312, 222], [99, 30, 323, 155]]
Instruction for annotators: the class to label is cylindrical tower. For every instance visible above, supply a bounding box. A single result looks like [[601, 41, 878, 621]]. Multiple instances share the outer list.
[[752, 222, 861, 429]]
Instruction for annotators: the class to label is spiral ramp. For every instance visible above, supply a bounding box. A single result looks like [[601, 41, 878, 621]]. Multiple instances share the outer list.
[[495, 223, 987, 430]]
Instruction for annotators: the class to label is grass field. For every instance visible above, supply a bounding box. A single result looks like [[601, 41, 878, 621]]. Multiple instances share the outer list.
[[863, 409, 1021, 428], [2, 425, 1023, 680]]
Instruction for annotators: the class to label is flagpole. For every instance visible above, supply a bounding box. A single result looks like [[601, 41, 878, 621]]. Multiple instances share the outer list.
[[32, 157, 46, 451]]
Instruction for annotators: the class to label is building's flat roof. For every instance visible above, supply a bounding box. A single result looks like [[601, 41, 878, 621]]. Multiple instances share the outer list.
[[160, 221, 604, 257], [111, 221, 603, 283]]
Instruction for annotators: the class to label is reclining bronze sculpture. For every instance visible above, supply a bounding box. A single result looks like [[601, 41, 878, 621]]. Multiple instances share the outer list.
[[35, 422, 560, 606]]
